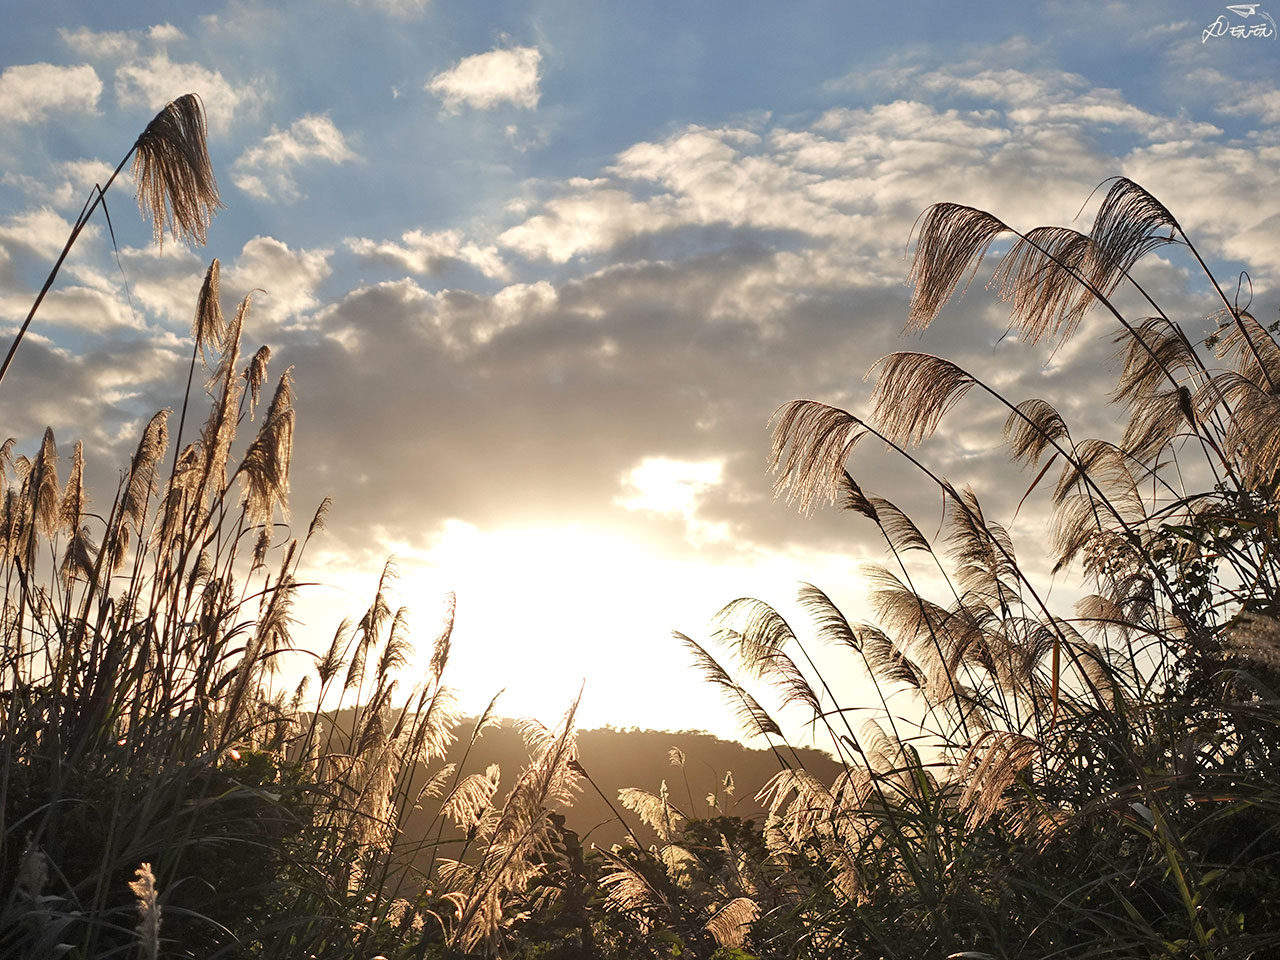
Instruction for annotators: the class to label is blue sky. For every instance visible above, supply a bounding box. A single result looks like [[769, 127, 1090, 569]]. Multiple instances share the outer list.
[[1, 0, 1277, 739]]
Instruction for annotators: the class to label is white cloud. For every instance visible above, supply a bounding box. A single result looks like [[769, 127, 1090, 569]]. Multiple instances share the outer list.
[[427, 46, 542, 113], [346, 228, 509, 279], [0, 63, 101, 125], [115, 52, 266, 135], [148, 23, 187, 45], [232, 114, 358, 203], [499, 188, 681, 262], [0, 284, 135, 333], [3, 159, 124, 210], [223, 236, 333, 330], [60, 27, 140, 61], [0, 207, 93, 261]]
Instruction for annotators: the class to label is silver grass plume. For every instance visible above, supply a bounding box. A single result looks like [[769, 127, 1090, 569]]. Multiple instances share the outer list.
[[317, 618, 352, 686], [133, 94, 222, 248], [59, 439, 86, 535], [306, 496, 331, 543], [238, 367, 294, 526], [446, 696, 582, 954], [193, 258, 225, 353], [677, 631, 783, 739], [442, 765, 502, 833], [770, 399, 868, 512], [121, 411, 169, 531], [128, 862, 162, 960], [839, 476, 932, 554], [59, 441, 95, 584], [705, 896, 759, 950], [245, 345, 271, 419], [429, 591, 456, 684], [797, 583, 861, 651], [907, 203, 1009, 330], [27, 427, 60, 542], [619, 783, 685, 842], [1003, 398, 1070, 467], [991, 225, 1096, 345], [712, 597, 796, 677], [1085, 177, 1178, 295], [200, 295, 246, 496], [870, 352, 976, 447], [110, 411, 168, 570], [956, 730, 1041, 831]]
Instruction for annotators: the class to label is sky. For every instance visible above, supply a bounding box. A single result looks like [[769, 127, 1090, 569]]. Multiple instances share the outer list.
[[0, 1, 1278, 742]]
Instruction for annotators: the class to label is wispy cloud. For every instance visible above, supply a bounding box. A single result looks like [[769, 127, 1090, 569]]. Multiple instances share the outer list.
[[427, 46, 542, 113], [348, 0, 432, 18], [0, 63, 101, 125], [233, 114, 358, 203]]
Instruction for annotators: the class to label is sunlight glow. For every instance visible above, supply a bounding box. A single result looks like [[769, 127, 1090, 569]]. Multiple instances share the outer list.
[[301, 518, 874, 741]]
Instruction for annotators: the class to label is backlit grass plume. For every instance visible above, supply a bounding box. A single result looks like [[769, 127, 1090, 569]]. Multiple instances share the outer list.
[[0, 93, 221, 391], [132, 93, 222, 247]]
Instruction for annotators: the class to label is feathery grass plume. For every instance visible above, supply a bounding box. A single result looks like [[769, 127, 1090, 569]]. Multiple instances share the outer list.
[[27, 427, 60, 542], [198, 294, 247, 498], [193, 258, 225, 352], [1215, 369, 1280, 484], [866, 492, 933, 554], [798, 583, 861, 651], [713, 597, 797, 675], [58, 441, 95, 584], [1085, 177, 1178, 295], [992, 225, 1096, 345], [429, 590, 456, 684], [1003, 397, 1070, 467], [906, 202, 1009, 331], [121, 411, 169, 532], [442, 764, 502, 833], [599, 854, 667, 917], [445, 695, 582, 955], [1114, 317, 1202, 409], [376, 606, 412, 680], [870, 352, 977, 447], [250, 524, 272, 570], [133, 94, 222, 247], [857, 618, 924, 690], [0, 95, 220, 393], [58, 439, 86, 536], [316, 617, 352, 686], [770, 399, 868, 512], [128, 862, 161, 960], [945, 486, 1020, 604], [705, 896, 759, 950], [237, 367, 294, 526], [956, 730, 1041, 831], [244, 345, 271, 419], [1214, 308, 1280, 389], [619, 783, 685, 842], [677, 631, 783, 739]]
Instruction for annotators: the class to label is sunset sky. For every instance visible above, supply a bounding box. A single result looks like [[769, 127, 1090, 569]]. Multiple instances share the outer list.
[[0, 1, 1277, 740]]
